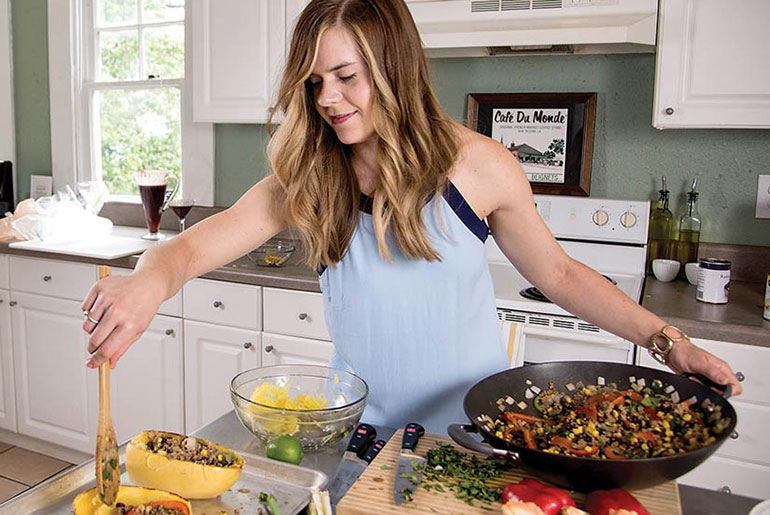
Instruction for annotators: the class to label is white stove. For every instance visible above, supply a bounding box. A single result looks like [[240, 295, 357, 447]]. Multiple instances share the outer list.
[[488, 195, 650, 365]]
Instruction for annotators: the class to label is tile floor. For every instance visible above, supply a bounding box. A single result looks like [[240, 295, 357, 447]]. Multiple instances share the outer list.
[[0, 441, 76, 503]]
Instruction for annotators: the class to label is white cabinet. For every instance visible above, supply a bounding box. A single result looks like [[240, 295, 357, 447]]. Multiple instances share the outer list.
[[653, 0, 770, 129], [111, 315, 184, 444], [637, 338, 770, 499], [263, 287, 329, 341], [191, 0, 310, 123], [262, 332, 333, 367], [0, 254, 8, 289], [0, 289, 16, 431], [183, 278, 261, 329], [183, 320, 260, 432], [10, 292, 97, 454], [112, 267, 182, 318], [9, 256, 95, 301]]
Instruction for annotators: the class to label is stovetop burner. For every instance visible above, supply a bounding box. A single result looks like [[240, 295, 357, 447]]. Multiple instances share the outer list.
[[520, 275, 617, 303]]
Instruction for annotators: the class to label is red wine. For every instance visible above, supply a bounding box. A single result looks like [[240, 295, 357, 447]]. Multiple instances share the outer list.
[[139, 183, 167, 233], [171, 203, 193, 220]]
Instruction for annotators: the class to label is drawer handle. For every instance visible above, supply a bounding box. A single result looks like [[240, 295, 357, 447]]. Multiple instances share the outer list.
[[43, 275, 52, 282], [719, 486, 731, 494], [264, 345, 274, 353], [298, 312, 308, 321], [243, 342, 253, 349], [9, 301, 16, 307], [730, 431, 739, 440], [213, 301, 223, 308], [736, 372, 745, 382], [165, 329, 175, 336]]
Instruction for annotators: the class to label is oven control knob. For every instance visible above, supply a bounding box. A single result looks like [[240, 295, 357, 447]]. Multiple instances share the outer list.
[[620, 211, 638, 228], [592, 209, 610, 226]]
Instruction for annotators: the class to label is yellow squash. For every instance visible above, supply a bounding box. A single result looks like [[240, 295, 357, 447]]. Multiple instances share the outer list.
[[125, 431, 244, 499], [73, 485, 192, 515]]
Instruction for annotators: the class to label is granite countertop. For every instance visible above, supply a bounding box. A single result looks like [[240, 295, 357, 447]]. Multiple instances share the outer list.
[[643, 276, 770, 348]]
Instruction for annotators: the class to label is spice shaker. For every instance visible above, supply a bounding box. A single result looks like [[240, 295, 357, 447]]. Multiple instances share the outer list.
[[696, 258, 731, 304]]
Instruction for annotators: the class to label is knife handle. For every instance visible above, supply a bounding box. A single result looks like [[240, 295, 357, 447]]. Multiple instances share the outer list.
[[401, 422, 425, 451], [361, 439, 386, 464], [347, 423, 377, 457]]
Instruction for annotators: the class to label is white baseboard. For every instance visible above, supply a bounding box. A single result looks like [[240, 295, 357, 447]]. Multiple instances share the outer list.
[[0, 428, 91, 465]]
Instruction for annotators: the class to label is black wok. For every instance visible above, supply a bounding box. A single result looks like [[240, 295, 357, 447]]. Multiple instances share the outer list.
[[448, 361, 737, 492]]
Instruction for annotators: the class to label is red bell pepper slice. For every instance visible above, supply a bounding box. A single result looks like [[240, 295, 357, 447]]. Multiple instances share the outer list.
[[584, 488, 651, 515], [634, 431, 657, 446], [549, 436, 599, 457], [578, 404, 598, 421], [502, 478, 576, 515], [602, 446, 626, 459], [504, 412, 544, 424]]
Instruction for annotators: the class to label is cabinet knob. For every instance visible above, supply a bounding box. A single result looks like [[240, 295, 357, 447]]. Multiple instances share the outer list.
[[736, 371, 745, 382], [243, 342, 253, 349], [719, 486, 731, 494], [298, 312, 308, 321], [0, 299, 3, 304], [43, 275, 52, 282], [213, 301, 223, 308], [264, 345, 274, 353], [9, 301, 16, 307], [165, 329, 175, 336], [730, 431, 739, 440], [664, 107, 675, 115]]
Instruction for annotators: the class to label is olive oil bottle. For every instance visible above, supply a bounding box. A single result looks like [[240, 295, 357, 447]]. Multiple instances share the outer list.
[[647, 175, 675, 274], [676, 178, 701, 269]]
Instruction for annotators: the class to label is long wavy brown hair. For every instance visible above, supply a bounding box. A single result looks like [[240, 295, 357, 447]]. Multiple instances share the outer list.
[[266, 0, 459, 266]]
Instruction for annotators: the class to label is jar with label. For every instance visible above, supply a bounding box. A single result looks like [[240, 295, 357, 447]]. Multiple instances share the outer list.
[[696, 259, 731, 304]]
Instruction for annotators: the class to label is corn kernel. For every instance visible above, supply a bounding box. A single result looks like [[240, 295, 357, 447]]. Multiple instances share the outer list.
[[573, 427, 584, 435], [641, 443, 649, 451], [201, 449, 208, 457], [584, 446, 593, 452], [683, 414, 692, 422]]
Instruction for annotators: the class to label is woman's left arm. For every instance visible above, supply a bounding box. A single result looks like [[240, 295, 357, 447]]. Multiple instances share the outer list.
[[477, 139, 742, 395]]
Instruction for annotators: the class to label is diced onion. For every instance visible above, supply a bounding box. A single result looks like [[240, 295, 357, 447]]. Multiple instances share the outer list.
[[525, 389, 534, 399], [517, 401, 527, 410], [531, 385, 541, 394], [598, 376, 606, 386], [566, 383, 575, 391], [671, 391, 680, 403], [505, 396, 515, 405]]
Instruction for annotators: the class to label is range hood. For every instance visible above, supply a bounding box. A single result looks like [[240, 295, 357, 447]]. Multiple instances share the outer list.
[[407, 0, 658, 57]]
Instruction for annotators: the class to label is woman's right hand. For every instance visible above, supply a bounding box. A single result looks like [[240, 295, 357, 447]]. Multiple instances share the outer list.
[[81, 269, 167, 368]]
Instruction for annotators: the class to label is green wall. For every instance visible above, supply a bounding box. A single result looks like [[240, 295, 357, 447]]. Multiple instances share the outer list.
[[11, 0, 770, 245]]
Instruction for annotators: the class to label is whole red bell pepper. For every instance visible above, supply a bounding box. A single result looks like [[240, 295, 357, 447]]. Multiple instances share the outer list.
[[584, 488, 651, 515], [502, 479, 576, 515]]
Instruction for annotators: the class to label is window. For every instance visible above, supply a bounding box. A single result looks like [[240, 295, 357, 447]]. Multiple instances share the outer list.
[[48, 0, 213, 205]]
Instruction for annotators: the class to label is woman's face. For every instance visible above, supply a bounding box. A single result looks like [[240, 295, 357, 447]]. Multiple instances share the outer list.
[[309, 26, 375, 146]]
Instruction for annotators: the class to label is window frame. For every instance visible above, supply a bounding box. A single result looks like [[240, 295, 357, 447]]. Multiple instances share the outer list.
[[48, 0, 214, 206]]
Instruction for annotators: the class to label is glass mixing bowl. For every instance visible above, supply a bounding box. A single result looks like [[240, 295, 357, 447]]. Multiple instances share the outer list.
[[230, 365, 368, 451], [247, 240, 295, 267]]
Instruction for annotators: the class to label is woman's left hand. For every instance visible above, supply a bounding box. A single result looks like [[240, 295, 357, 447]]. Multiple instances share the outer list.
[[668, 339, 743, 396]]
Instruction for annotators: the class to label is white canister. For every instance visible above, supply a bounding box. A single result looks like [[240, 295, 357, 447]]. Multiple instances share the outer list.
[[696, 258, 731, 304]]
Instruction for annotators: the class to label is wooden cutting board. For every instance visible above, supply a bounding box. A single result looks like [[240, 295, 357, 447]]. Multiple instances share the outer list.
[[336, 429, 682, 515]]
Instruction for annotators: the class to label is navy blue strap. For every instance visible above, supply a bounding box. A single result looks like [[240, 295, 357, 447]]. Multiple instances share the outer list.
[[441, 182, 489, 243]]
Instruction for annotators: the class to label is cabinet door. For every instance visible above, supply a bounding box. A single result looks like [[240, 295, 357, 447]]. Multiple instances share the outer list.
[[10, 292, 97, 453], [111, 267, 182, 318], [184, 320, 260, 432], [0, 289, 16, 431], [192, 0, 286, 123], [653, 0, 770, 129], [262, 332, 334, 367], [111, 315, 184, 443]]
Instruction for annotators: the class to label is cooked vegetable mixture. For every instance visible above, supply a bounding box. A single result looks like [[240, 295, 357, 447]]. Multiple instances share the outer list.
[[491, 381, 730, 459], [115, 501, 188, 515], [144, 431, 238, 467]]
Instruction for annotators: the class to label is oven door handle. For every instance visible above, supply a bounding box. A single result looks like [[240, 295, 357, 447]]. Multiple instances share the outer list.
[[523, 325, 624, 346]]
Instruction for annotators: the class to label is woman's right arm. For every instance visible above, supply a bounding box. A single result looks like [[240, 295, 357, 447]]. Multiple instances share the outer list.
[[82, 175, 287, 368]]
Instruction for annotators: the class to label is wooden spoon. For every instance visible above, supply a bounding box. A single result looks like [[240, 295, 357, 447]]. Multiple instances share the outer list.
[[95, 265, 120, 505]]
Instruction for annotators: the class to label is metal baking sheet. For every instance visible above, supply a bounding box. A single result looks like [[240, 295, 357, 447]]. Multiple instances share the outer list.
[[0, 446, 327, 515]]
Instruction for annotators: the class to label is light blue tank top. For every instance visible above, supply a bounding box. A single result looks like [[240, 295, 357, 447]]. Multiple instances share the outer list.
[[318, 183, 508, 435]]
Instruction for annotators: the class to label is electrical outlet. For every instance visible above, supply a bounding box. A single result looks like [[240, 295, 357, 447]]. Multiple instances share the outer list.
[[757, 175, 770, 219]]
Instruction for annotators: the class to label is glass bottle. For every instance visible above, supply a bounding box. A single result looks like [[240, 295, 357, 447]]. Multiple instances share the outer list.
[[647, 175, 675, 274], [676, 178, 701, 269]]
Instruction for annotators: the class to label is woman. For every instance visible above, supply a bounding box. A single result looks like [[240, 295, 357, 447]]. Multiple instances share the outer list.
[[82, 0, 741, 434]]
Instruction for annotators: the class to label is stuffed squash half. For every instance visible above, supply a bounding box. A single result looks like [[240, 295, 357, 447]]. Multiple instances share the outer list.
[[73, 485, 191, 515], [126, 430, 244, 499]]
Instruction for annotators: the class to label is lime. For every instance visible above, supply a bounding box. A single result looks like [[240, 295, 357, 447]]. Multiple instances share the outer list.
[[266, 435, 304, 465]]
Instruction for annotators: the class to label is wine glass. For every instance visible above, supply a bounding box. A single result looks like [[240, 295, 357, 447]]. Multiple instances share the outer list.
[[169, 197, 195, 232]]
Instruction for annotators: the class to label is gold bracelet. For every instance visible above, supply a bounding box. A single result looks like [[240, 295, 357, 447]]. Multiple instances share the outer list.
[[648, 324, 688, 366]]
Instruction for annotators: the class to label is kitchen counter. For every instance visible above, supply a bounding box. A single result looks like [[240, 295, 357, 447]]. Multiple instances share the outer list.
[[643, 277, 770, 348], [0, 230, 322, 293], [4, 411, 757, 514]]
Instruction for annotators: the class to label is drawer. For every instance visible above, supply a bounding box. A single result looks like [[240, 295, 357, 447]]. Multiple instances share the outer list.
[[715, 400, 770, 465], [678, 454, 770, 500], [263, 287, 329, 341], [692, 338, 770, 406], [112, 267, 182, 317], [0, 254, 8, 289], [183, 278, 261, 330], [10, 256, 95, 301]]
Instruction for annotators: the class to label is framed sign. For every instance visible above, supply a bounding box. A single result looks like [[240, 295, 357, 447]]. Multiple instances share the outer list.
[[467, 92, 597, 196]]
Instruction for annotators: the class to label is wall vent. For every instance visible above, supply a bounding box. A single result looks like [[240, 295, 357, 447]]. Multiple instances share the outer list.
[[577, 322, 601, 333], [471, 0, 501, 12], [472, 0, 565, 12], [501, 0, 530, 11]]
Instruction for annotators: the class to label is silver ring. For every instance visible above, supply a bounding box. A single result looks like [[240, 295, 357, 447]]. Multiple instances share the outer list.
[[83, 309, 100, 325]]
